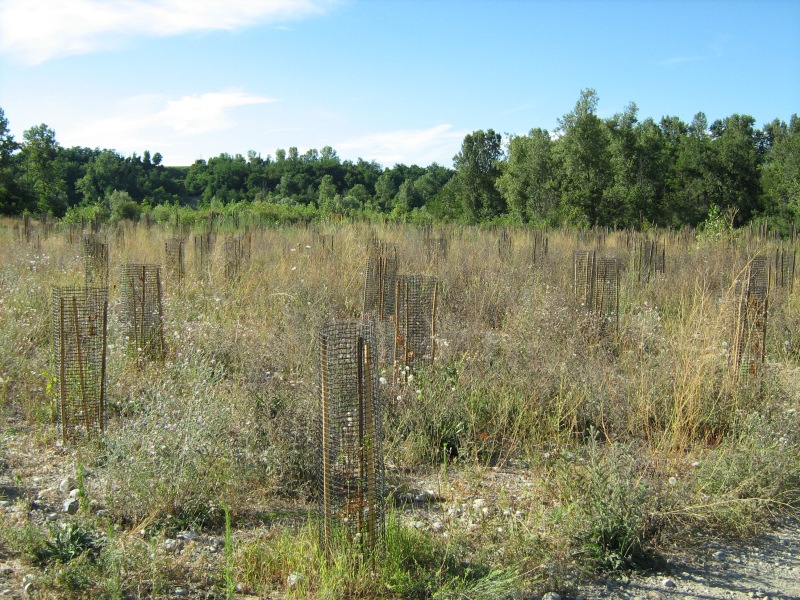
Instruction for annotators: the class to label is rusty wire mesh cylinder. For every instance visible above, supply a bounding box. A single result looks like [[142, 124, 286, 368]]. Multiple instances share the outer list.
[[120, 264, 165, 359], [498, 228, 512, 261], [83, 234, 109, 287], [423, 231, 449, 265], [591, 258, 620, 335], [636, 238, 665, 283], [732, 256, 769, 377], [529, 229, 548, 265], [317, 321, 385, 554], [772, 246, 795, 292], [193, 231, 216, 276], [52, 287, 108, 443], [165, 238, 185, 286], [573, 249, 596, 307], [224, 233, 251, 280], [363, 247, 397, 322], [394, 275, 439, 370]]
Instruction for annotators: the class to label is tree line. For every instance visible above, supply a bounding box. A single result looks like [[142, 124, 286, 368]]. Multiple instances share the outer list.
[[1, 89, 798, 230]]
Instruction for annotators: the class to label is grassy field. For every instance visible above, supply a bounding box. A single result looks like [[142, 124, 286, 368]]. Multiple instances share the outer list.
[[0, 217, 799, 598]]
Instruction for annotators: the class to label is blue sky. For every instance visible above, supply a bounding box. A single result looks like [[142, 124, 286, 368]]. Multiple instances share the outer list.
[[0, 0, 798, 168]]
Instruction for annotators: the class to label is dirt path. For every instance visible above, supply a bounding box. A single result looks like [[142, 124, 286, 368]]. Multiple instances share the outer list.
[[579, 519, 800, 600]]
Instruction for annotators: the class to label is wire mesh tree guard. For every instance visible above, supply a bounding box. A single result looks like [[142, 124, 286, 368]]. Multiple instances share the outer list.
[[120, 264, 166, 359], [363, 245, 397, 323], [498, 227, 512, 261], [423, 230, 449, 266], [772, 246, 795, 293], [573, 249, 596, 307], [82, 234, 109, 287], [591, 258, 620, 335], [732, 256, 769, 378], [317, 321, 385, 556], [528, 229, 548, 265], [635, 237, 666, 283], [224, 233, 251, 280], [165, 237, 185, 287], [394, 275, 439, 370], [193, 231, 216, 278], [573, 251, 619, 336], [52, 286, 108, 443]]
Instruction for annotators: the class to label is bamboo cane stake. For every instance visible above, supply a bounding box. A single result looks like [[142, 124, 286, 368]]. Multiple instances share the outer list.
[[156, 267, 165, 357], [320, 334, 331, 550], [59, 296, 68, 444], [99, 297, 108, 435], [72, 296, 92, 437], [363, 337, 376, 552], [356, 335, 365, 541]]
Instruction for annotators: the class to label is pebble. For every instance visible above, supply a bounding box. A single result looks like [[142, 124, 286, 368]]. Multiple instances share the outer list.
[[286, 572, 304, 588], [542, 593, 561, 600], [45, 512, 58, 521], [415, 490, 437, 503], [172, 587, 189, 596], [62, 498, 79, 514], [713, 550, 726, 560], [176, 531, 200, 541], [163, 539, 182, 553], [663, 578, 676, 588], [59, 477, 76, 494], [472, 498, 486, 510], [430, 521, 444, 532]]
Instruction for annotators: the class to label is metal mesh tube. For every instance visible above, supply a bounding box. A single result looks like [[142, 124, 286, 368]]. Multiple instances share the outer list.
[[394, 275, 439, 370], [53, 286, 108, 443], [317, 321, 385, 554], [120, 264, 165, 359]]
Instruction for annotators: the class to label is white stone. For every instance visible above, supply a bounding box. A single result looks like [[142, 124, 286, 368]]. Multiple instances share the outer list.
[[62, 498, 79, 514]]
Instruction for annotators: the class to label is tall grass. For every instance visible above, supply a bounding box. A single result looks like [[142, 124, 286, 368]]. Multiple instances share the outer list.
[[0, 217, 798, 597]]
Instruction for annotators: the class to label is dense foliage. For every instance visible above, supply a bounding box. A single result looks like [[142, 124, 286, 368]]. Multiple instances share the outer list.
[[1, 89, 798, 229]]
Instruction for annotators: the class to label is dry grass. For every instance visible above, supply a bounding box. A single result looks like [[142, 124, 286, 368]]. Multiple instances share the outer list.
[[0, 216, 798, 598]]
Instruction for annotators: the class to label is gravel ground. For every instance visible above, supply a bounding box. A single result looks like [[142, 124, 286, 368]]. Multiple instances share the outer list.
[[577, 519, 800, 600]]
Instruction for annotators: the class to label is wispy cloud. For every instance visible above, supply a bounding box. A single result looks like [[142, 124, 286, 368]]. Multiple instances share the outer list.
[[0, 0, 342, 64], [657, 40, 725, 67], [61, 90, 274, 154], [337, 124, 467, 167]]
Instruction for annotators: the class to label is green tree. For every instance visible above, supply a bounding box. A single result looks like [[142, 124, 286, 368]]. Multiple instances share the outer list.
[[556, 89, 612, 226], [107, 189, 140, 221], [317, 174, 337, 212], [709, 114, 762, 223], [496, 128, 558, 223], [20, 123, 67, 215], [663, 112, 720, 227], [453, 128, 505, 221], [0, 107, 24, 214], [761, 115, 800, 225]]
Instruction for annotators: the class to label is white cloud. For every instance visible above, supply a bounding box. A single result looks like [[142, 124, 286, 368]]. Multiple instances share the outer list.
[[60, 90, 273, 156], [337, 124, 467, 167], [159, 91, 275, 135], [0, 0, 341, 64]]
